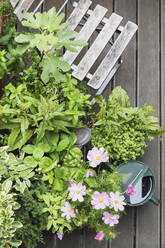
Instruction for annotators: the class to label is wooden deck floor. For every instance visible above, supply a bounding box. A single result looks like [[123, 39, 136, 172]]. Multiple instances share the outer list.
[[39, 0, 165, 247]]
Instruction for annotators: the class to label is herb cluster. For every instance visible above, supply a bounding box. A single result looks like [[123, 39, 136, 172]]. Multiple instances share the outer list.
[[91, 87, 164, 165]]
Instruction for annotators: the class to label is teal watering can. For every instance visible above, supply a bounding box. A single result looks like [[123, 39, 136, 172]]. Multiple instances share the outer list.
[[117, 161, 160, 206]]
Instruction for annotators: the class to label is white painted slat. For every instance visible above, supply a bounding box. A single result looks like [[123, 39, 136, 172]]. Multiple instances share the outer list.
[[87, 21, 138, 89], [9, 0, 19, 8], [63, 5, 107, 65], [14, 0, 36, 21], [72, 13, 123, 81], [66, 0, 92, 31]]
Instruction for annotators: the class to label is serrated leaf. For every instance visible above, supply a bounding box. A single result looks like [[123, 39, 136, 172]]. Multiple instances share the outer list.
[[36, 121, 46, 143], [8, 128, 20, 149], [21, 117, 29, 138]]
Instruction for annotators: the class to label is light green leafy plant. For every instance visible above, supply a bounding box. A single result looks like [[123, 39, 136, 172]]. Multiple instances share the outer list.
[[15, 7, 87, 83], [0, 76, 90, 151], [91, 86, 165, 165]]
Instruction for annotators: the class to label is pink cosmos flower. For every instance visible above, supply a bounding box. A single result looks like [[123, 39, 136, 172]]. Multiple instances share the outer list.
[[85, 171, 94, 178], [57, 231, 63, 240], [102, 211, 119, 226], [68, 179, 73, 185], [87, 147, 109, 168], [109, 192, 126, 211], [68, 182, 86, 202], [126, 185, 135, 196], [61, 202, 75, 220], [94, 232, 104, 242], [91, 191, 109, 209]]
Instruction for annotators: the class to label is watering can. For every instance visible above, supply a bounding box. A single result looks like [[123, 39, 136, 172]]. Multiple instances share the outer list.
[[117, 161, 160, 206]]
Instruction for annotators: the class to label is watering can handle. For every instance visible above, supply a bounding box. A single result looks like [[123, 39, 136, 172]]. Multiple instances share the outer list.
[[150, 196, 160, 205]]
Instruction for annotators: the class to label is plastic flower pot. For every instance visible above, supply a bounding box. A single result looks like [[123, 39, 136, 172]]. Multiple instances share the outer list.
[[117, 161, 160, 206], [75, 127, 91, 148]]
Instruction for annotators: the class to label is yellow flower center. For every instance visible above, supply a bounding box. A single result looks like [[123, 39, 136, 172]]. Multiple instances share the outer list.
[[99, 237, 102, 241], [68, 209, 72, 213], [96, 155, 101, 160], [115, 200, 118, 204], [99, 198, 103, 203], [76, 190, 80, 194], [109, 215, 112, 219]]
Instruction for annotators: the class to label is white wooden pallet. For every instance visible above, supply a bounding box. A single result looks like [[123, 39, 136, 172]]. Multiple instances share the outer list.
[[9, 0, 138, 94]]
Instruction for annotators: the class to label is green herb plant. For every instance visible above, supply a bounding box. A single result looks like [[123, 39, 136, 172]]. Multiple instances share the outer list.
[[91, 86, 165, 165], [15, 7, 87, 83]]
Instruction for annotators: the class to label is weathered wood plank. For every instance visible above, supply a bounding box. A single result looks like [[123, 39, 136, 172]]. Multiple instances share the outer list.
[[56, 230, 83, 248], [66, 0, 92, 31], [136, 0, 160, 247], [87, 21, 137, 89], [63, 4, 107, 65], [83, 230, 108, 248], [72, 13, 123, 81], [161, 0, 165, 247], [9, 0, 19, 8], [14, 0, 36, 20], [111, 1, 137, 248]]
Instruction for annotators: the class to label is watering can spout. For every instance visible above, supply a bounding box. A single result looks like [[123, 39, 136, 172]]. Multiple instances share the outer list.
[[150, 196, 160, 205]]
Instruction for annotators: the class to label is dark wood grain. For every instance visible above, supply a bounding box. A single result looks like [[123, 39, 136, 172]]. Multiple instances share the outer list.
[[161, 0, 165, 247], [111, 1, 137, 247], [136, 0, 160, 247]]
